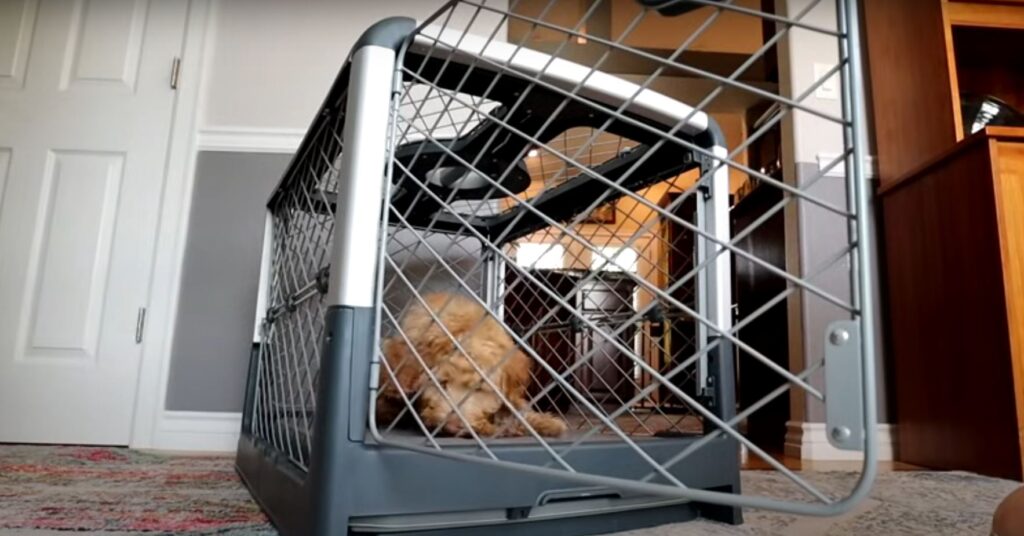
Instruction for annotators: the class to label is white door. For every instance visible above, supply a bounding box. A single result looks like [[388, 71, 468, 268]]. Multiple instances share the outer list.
[[0, 0, 188, 444]]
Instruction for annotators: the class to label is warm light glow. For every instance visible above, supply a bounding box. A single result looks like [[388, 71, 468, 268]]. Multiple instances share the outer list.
[[591, 246, 637, 273], [515, 243, 564, 270], [527, 148, 539, 158]]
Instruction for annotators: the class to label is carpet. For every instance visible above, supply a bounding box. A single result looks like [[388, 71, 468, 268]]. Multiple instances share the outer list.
[[0, 445, 272, 535], [0, 445, 1019, 535]]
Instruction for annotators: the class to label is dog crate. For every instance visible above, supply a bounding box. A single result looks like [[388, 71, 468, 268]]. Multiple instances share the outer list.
[[237, 1, 878, 534]]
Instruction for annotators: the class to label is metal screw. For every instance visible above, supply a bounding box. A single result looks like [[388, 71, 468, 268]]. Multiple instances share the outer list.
[[831, 426, 851, 441], [829, 328, 850, 346]]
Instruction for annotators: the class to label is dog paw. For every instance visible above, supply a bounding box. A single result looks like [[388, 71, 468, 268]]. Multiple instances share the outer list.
[[526, 411, 568, 438]]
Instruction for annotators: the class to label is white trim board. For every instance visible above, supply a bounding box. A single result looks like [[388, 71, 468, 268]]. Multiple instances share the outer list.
[[816, 152, 879, 179], [196, 126, 304, 153], [784, 421, 897, 461], [151, 411, 241, 452], [130, 0, 212, 450], [128, 2, 298, 450]]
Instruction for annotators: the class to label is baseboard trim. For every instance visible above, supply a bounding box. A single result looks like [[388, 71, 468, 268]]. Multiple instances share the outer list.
[[150, 411, 241, 452], [784, 421, 896, 461], [195, 126, 304, 153]]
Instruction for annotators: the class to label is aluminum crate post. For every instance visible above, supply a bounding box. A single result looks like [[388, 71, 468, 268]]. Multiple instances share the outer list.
[[308, 17, 414, 536]]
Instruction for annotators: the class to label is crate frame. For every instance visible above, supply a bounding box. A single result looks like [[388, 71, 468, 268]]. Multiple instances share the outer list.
[[237, 0, 878, 533]]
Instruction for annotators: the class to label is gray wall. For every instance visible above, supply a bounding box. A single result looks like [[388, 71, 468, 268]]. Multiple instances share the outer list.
[[776, 0, 890, 424], [166, 151, 290, 412], [789, 163, 891, 424]]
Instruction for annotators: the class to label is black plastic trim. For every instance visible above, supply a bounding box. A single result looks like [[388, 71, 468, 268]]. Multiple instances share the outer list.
[[638, 0, 722, 17]]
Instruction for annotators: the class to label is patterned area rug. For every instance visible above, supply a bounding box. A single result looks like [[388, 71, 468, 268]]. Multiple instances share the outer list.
[[0, 445, 273, 535], [0, 444, 1019, 535]]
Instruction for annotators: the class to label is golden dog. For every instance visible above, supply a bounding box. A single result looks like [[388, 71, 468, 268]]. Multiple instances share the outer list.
[[376, 292, 566, 438]]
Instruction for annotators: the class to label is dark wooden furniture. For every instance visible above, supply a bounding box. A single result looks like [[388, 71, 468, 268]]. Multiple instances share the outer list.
[[504, 269, 640, 411], [658, 193, 700, 407], [504, 269, 579, 413], [863, 0, 961, 185], [878, 127, 1024, 480], [865, 0, 1024, 478], [578, 275, 637, 408], [864, 0, 1024, 185], [731, 182, 790, 450]]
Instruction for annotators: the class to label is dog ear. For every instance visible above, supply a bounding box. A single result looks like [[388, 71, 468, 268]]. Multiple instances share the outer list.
[[381, 337, 424, 395], [501, 350, 533, 403]]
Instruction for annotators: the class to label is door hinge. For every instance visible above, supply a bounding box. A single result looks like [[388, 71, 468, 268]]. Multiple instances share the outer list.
[[135, 307, 147, 344], [170, 57, 181, 90]]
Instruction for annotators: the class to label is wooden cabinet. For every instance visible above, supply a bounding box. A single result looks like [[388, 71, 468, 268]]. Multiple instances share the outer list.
[[864, 0, 1024, 186], [879, 128, 1024, 480], [865, 0, 1024, 478], [863, 0, 961, 185]]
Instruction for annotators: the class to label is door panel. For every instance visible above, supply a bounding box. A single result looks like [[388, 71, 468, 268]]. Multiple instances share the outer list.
[[0, 0, 187, 445], [63, 0, 148, 92], [24, 151, 123, 359], [0, 0, 38, 88]]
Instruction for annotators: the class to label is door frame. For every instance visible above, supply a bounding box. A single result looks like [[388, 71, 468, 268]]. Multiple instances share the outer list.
[[129, 0, 213, 449]]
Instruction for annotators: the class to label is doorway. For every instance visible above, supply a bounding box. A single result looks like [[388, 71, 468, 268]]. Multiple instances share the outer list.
[[731, 182, 790, 450]]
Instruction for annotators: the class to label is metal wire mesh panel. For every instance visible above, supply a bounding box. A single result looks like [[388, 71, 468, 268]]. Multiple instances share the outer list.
[[249, 75, 350, 472], [367, 0, 876, 516]]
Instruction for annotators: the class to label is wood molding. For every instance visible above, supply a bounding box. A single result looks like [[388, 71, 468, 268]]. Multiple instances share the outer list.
[[946, 1, 1024, 29], [941, 1, 967, 139], [992, 141, 1024, 468]]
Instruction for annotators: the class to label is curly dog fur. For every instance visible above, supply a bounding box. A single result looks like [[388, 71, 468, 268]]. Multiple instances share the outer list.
[[376, 292, 567, 438]]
